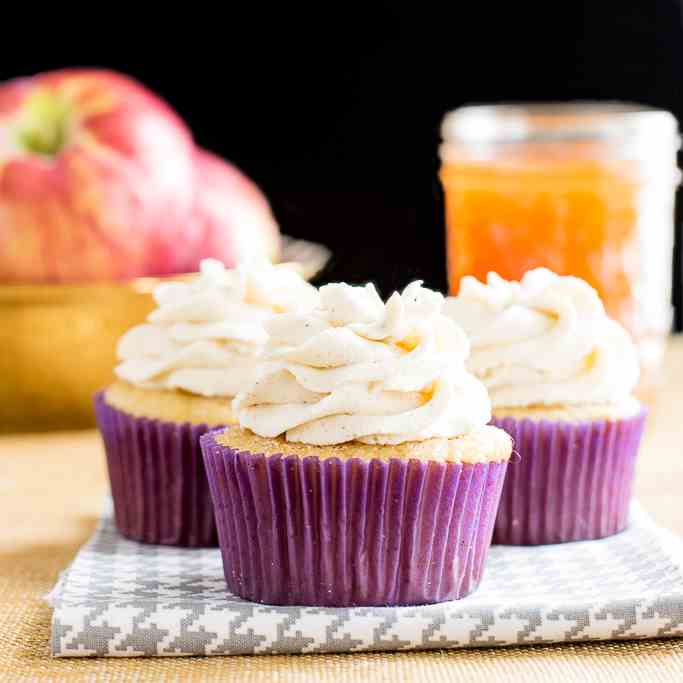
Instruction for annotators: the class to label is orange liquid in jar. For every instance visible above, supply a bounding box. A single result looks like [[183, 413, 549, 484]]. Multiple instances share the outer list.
[[441, 149, 670, 397], [442, 156, 639, 326]]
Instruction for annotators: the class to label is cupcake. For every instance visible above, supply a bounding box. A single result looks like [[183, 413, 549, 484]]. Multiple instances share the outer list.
[[444, 268, 646, 545], [95, 258, 318, 547], [201, 280, 512, 606]]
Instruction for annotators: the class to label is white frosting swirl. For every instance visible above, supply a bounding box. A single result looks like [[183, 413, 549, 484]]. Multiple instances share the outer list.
[[443, 269, 640, 408], [115, 259, 319, 397], [234, 281, 491, 446]]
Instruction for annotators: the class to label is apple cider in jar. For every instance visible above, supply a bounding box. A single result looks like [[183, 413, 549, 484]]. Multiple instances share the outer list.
[[439, 103, 680, 397]]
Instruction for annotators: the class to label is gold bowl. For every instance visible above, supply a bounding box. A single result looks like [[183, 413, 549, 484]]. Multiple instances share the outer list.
[[0, 277, 158, 432], [0, 237, 330, 433]]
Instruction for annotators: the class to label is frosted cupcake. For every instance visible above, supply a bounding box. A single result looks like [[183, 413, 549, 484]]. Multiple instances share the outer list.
[[95, 258, 318, 547], [444, 268, 646, 545], [201, 281, 512, 606]]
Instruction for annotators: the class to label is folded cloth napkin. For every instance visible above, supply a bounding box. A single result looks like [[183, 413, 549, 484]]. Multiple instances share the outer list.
[[49, 502, 683, 657]]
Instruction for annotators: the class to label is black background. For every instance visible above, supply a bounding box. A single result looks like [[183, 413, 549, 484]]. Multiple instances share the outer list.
[[3, 1, 683, 327]]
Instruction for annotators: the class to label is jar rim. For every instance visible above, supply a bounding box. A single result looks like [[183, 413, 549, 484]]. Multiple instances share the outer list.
[[441, 101, 679, 145]]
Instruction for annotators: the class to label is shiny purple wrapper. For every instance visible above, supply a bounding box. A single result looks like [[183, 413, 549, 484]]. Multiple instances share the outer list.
[[94, 392, 220, 547], [200, 431, 509, 607], [491, 410, 647, 546]]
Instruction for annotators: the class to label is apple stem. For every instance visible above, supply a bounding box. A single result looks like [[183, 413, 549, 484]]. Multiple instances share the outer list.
[[15, 89, 73, 157]]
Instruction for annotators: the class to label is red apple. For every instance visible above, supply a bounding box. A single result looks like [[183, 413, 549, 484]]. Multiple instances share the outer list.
[[185, 149, 280, 269], [0, 69, 197, 282]]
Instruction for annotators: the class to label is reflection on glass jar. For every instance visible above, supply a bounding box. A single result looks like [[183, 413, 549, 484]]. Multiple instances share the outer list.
[[439, 103, 680, 398]]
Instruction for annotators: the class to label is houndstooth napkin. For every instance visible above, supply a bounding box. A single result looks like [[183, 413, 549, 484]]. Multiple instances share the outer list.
[[49, 502, 683, 657]]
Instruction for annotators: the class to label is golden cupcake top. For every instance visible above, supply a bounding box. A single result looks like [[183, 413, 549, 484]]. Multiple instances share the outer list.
[[492, 396, 642, 422], [215, 424, 511, 464], [104, 381, 235, 426]]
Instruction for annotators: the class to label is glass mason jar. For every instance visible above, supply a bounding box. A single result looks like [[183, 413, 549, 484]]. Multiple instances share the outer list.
[[439, 102, 680, 397]]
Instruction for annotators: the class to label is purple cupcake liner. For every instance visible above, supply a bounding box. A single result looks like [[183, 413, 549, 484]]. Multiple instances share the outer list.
[[491, 409, 647, 546], [200, 430, 509, 607], [94, 392, 220, 547]]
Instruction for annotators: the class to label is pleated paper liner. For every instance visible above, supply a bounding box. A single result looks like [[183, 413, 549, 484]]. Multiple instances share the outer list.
[[201, 430, 509, 607], [491, 409, 647, 546], [94, 392, 220, 547]]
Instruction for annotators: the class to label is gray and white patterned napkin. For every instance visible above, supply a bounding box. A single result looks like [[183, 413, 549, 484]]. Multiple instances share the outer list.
[[49, 502, 683, 657]]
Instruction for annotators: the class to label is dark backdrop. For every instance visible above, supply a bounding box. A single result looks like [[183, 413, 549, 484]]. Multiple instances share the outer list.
[[3, 1, 683, 327]]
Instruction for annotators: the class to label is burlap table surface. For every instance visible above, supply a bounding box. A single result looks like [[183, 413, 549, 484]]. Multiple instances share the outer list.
[[2, 340, 683, 682]]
